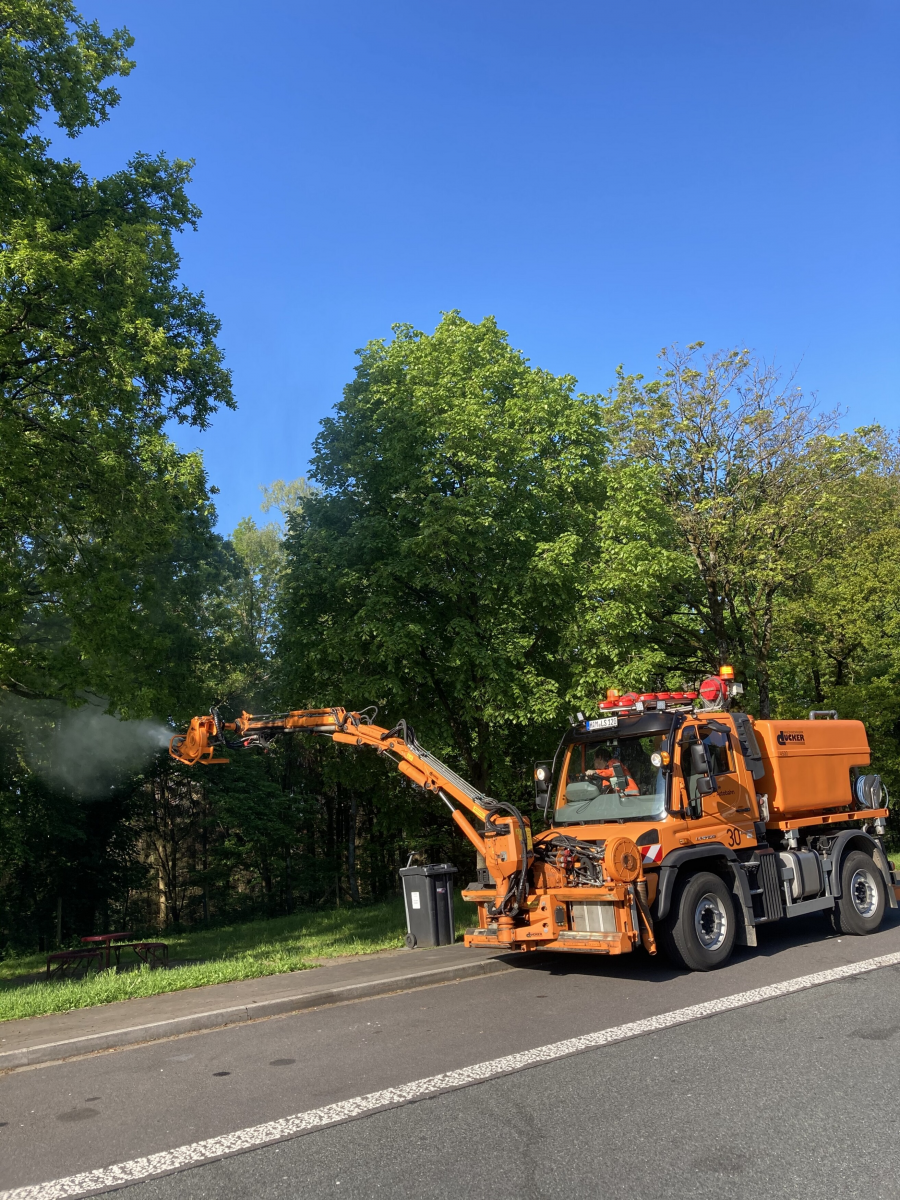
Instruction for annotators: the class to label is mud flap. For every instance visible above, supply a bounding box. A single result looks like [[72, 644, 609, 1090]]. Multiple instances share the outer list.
[[730, 871, 757, 947]]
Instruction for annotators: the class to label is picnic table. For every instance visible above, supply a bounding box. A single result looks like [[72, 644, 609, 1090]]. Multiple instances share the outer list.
[[45, 946, 105, 979], [46, 933, 169, 979], [80, 932, 134, 968]]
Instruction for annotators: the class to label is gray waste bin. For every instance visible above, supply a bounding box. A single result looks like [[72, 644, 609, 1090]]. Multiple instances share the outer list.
[[400, 863, 457, 948]]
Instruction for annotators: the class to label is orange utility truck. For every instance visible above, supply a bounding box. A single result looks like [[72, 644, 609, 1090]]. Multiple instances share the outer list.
[[170, 673, 898, 971]]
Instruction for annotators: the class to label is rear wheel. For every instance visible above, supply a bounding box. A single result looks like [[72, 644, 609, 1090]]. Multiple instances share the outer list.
[[833, 850, 886, 935], [660, 871, 736, 971]]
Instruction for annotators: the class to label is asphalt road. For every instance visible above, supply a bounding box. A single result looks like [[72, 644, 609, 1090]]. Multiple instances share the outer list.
[[3, 910, 900, 1200]]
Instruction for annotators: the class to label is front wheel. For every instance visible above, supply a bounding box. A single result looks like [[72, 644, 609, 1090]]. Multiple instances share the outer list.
[[659, 871, 736, 971], [833, 850, 886, 936]]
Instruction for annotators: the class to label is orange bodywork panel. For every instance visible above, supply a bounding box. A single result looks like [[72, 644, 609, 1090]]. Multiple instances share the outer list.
[[462, 874, 646, 955], [753, 719, 870, 819]]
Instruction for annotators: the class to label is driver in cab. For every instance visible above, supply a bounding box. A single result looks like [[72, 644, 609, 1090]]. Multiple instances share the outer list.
[[586, 749, 639, 796]]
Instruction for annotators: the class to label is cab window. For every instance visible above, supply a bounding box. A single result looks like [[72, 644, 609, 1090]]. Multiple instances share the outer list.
[[680, 723, 733, 805], [557, 736, 668, 823], [701, 725, 733, 775]]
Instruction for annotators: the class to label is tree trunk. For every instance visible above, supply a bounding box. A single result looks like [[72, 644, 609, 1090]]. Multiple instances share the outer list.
[[158, 866, 167, 927], [261, 855, 273, 912], [757, 667, 771, 719], [284, 846, 293, 913], [325, 793, 339, 905], [689, 540, 731, 667], [347, 793, 360, 905], [201, 794, 209, 923]]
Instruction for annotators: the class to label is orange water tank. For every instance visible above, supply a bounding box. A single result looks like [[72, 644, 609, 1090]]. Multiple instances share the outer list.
[[752, 719, 870, 819]]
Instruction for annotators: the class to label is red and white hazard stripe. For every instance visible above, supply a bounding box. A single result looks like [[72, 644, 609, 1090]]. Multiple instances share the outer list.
[[640, 843, 663, 864]]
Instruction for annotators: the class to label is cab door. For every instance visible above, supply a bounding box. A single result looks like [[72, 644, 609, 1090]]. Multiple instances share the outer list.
[[702, 721, 756, 847], [678, 720, 756, 851]]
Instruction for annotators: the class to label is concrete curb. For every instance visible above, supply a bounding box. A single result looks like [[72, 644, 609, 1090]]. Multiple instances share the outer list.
[[0, 956, 512, 1071]]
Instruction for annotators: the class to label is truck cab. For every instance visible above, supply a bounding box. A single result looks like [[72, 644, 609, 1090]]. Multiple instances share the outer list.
[[463, 679, 898, 970]]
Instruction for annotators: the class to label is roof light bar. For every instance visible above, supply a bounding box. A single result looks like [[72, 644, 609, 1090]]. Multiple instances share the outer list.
[[595, 689, 700, 714]]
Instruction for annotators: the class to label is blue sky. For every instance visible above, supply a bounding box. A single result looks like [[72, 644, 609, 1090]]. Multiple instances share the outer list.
[[65, 1, 898, 533]]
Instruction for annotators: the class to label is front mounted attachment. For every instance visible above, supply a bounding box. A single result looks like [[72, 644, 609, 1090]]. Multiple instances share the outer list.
[[169, 713, 229, 765], [170, 707, 349, 766]]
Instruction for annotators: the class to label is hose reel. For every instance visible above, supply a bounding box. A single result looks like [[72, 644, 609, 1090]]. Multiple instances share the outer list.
[[855, 774, 884, 809]]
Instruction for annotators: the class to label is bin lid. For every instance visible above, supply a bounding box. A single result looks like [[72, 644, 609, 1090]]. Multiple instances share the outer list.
[[399, 863, 458, 877]]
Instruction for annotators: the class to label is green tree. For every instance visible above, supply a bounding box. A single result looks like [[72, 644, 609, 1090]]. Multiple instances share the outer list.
[[0, 2, 244, 949], [0, 0, 233, 705], [260, 477, 315, 519], [280, 313, 618, 795], [607, 342, 857, 716], [224, 479, 315, 706], [6, 439, 247, 715], [228, 517, 284, 700], [770, 442, 900, 812]]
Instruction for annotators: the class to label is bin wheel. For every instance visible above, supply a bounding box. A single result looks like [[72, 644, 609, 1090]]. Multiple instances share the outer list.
[[405, 933, 417, 949]]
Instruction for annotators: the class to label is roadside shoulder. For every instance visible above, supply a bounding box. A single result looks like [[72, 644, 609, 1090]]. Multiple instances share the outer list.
[[0, 945, 512, 1071]]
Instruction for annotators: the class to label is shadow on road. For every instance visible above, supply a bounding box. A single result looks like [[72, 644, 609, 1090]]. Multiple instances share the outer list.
[[493, 906, 900, 984]]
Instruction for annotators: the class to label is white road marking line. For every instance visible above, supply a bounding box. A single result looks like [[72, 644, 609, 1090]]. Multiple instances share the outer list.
[[4, 948, 900, 1200]]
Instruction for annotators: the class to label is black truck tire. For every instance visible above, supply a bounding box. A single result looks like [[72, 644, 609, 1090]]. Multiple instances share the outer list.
[[659, 870, 736, 971], [833, 849, 886, 936]]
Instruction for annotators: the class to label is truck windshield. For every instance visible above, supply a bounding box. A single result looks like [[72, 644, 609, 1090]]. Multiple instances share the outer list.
[[555, 736, 667, 824]]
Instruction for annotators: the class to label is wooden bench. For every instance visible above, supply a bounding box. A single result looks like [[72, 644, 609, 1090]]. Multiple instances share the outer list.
[[126, 942, 169, 969], [46, 948, 104, 980]]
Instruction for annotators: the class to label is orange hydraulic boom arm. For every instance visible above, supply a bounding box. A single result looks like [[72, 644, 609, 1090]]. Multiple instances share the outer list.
[[170, 708, 533, 915]]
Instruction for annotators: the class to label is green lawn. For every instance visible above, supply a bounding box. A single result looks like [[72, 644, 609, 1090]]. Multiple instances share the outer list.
[[0, 894, 473, 1024]]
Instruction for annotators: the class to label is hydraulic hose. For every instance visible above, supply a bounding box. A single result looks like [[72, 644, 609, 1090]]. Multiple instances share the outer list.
[[633, 879, 657, 955], [484, 800, 531, 917]]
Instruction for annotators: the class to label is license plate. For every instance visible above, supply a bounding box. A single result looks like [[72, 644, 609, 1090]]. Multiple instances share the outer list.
[[586, 716, 618, 731]]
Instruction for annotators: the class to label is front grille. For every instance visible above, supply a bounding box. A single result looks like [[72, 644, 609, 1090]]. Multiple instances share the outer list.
[[570, 901, 618, 933]]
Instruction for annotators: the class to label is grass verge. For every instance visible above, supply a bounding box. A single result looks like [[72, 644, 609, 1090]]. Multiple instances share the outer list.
[[0, 894, 472, 1024]]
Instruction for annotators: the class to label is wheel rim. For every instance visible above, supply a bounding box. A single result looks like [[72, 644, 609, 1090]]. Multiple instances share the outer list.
[[850, 867, 879, 918], [694, 892, 728, 951]]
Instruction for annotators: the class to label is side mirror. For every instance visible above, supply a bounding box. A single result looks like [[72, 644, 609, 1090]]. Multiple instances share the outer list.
[[687, 741, 718, 818], [690, 743, 708, 774], [689, 776, 717, 819]]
